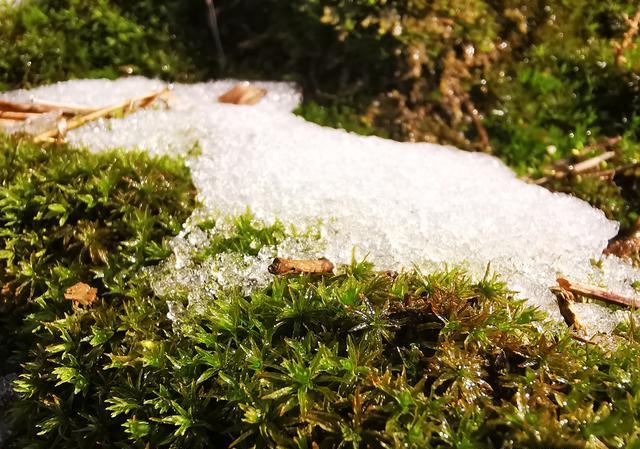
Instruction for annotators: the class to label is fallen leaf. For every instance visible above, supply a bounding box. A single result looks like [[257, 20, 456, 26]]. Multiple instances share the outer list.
[[218, 83, 267, 105], [64, 282, 97, 306], [551, 286, 583, 332], [268, 257, 334, 275]]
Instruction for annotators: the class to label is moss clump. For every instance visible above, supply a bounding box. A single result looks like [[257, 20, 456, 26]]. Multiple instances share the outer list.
[[4, 186, 640, 447], [9, 259, 640, 448], [0, 135, 196, 375]]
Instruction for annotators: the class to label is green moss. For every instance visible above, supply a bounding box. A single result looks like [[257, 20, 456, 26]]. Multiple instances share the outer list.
[[295, 101, 379, 136], [194, 212, 288, 260], [8, 241, 640, 447], [1, 135, 639, 448], [2, 3, 640, 445], [0, 134, 196, 373]]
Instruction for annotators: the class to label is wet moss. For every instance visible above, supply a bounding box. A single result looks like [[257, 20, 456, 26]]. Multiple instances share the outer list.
[[0, 134, 196, 374]]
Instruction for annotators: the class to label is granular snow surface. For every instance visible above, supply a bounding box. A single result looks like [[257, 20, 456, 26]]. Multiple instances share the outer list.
[[3, 77, 639, 332]]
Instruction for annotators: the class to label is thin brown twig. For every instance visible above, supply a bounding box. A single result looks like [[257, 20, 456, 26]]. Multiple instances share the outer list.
[[33, 88, 169, 143], [589, 161, 640, 179], [531, 136, 622, 185], [570, 151, 616, 173], [557, 277, 640, 309], [0, 99, 94, 115], [0, 110, 44, 120], [462, 95, 491, 153]]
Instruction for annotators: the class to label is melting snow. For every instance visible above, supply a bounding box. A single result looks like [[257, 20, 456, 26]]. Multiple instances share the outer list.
[[2, 77, 639, 331]]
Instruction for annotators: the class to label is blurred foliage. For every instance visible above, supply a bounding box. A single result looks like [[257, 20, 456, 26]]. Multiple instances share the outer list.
[[0, 0, 214, 88], [0, 0, 639, 230]]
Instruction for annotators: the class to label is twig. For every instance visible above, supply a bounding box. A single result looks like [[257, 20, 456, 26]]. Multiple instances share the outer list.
[[462, 96, 491, 153], [589, 161, 640, 179], [557, 277, 640, 308], [205, 0, 226, 68], [268, 258, 334, 275], [29, 99, 98, 115], [0, 110, 44, 120], [33, 88, 169, 143], [530, 137, 622, 185], [0, 99, 59, 114], [0, 99, 94, 115], [569, 151, 616, 173]]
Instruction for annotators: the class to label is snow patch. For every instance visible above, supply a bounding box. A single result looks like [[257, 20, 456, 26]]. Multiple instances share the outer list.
[[3, 77, 639, 329]]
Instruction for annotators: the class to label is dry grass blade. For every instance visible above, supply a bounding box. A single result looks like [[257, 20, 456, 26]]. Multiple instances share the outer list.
[[218, 83, 267, 105], [0, 110, 44, 120], [570, 151, 616, 173], [0, 99, 62, 114], [33, 88, 169, 143], [268, 257, 335, 275], [64, 282, 97, 307], [0, 99, 95, 115], [557, 277, 640, 308], [29, 99, 98, 115]]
